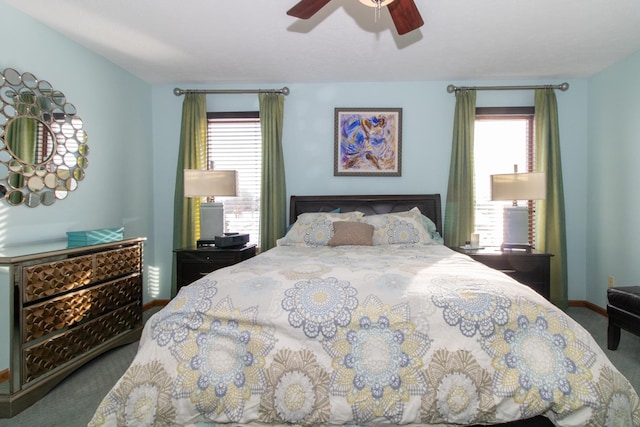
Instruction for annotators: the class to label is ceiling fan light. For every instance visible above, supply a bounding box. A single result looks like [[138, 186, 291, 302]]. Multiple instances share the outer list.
[[358, 0, 395, 8]]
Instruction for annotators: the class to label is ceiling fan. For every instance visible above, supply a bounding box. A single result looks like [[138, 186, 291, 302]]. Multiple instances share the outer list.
[[287, 0, 424, 35]]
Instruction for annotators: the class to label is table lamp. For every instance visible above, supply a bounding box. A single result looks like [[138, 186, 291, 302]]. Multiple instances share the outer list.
[[490, 170, 546, 251], [184, 169, 237, 244]]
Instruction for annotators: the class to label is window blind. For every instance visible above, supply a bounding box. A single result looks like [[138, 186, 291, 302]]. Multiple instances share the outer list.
[[474, 109, 535, 247], [207, 114, 261, 246]]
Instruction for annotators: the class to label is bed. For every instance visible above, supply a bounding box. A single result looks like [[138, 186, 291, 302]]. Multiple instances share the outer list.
[[90, 194, 639, 426]]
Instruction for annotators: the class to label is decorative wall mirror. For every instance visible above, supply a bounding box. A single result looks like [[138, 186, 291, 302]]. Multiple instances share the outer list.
[[0, 68, 88, 207]]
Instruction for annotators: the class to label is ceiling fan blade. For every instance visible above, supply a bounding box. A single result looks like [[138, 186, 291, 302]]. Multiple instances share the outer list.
[[387, 0, 424, 35], [287, 0, 333, 19]]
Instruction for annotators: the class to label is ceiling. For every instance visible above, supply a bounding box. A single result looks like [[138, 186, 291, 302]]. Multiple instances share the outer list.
[[5, 0, 640, 85]]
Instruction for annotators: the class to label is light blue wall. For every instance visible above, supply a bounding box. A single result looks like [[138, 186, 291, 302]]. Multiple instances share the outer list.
[[0, 2, 154, 251], [587, 50, 640, 307], [0, 1, 154, 370], [0, 2, 153, 250], [151, 79, 589, 303]]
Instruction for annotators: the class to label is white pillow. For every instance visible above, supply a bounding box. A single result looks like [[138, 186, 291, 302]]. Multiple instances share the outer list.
[[362, 207, 433, 245], [277, 211, 364, 246]]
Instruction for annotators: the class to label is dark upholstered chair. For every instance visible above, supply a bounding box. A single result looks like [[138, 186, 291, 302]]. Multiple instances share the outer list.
[[607, 286, 640, 350]]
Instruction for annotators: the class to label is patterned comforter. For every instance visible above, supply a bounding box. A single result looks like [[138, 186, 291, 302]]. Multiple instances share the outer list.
[[90, 244, 640, 426]]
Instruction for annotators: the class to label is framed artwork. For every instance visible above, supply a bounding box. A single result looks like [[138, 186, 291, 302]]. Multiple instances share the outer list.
[[334, 108, 402, 176]]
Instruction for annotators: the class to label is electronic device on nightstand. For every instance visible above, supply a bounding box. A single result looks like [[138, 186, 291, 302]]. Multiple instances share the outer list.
[[212, 232, 250, 248]]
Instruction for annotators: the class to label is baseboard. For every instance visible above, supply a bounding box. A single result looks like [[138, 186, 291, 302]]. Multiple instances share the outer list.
[[0, 369, 8, 384], [143, 299, 170, 311], [568, 299, 607, 317]]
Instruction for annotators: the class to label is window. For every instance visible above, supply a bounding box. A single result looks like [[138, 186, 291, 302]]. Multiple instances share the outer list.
[[474, 107, 535, 247], [206, 112, 261, 246]]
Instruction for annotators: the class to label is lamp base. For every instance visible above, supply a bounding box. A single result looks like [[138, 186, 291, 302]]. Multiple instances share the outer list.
[[503, 206, 529, 244], [200, 202, 224, 240]]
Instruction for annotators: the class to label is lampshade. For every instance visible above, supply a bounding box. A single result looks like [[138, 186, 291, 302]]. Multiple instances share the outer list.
[[490, 172, 546, 201], [183, 169, 237, 198]]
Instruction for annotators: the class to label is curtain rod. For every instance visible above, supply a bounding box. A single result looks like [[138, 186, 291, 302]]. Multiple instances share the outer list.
[[173, 87, 290, 96], [446, 83, 569, 93]]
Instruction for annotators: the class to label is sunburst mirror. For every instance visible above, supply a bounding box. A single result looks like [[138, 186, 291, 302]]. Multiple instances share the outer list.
[[0, 68, 88, 207]]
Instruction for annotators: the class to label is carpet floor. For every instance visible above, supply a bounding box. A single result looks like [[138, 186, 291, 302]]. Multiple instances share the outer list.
[[1, 307, 638, 427]]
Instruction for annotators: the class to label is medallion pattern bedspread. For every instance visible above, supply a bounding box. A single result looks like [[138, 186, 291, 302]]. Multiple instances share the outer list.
[[90, 245, 640, 426]]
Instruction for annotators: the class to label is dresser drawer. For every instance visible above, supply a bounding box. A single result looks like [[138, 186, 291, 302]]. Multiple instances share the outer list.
[[474, 256, 547, 281], [179, 260, 216, 284], [94, 245, 142, 282], [454, 249, 552, 300], [176, 252, 231, 284], [22, 302, 142, 383], [22, 255, 94, 303], [182, 250, 238, 265], [22, 274, 141, 344], [175, 244, 257, 291], [481, 257, 549, 298], [22, 245, 142, 304]]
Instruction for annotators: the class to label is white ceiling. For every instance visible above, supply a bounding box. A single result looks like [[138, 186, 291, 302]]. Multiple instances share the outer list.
[[5, 0, 640, 85]]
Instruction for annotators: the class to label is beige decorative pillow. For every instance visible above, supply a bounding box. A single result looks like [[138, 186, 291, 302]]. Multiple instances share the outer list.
[[328, 221, 374, 246]]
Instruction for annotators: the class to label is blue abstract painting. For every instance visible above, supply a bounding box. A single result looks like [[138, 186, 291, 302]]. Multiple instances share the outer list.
[[334, 108, 402, 176]]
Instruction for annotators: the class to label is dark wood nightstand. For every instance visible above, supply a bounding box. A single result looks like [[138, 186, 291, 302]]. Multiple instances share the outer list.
[[174, 244, 257, 292], [453, 247, 552, 300]]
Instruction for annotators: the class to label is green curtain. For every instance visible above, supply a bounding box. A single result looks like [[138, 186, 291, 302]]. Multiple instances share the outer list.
[[6, 94, 39, 202], [6, 117, 37, 164], [535, 88, 568, 309], [6, 117, 37, 202], [259, 93, 286, 252], [172, 93, 206, 296], [444, 89, 476, 247]]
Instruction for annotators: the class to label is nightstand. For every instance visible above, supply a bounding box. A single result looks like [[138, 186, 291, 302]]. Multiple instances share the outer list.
[[174, 244, 257, 292], [453, 247, 552, 300]]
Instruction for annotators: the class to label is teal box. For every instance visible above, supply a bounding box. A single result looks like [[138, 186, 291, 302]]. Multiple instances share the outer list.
[[67, 227, 124, 248]]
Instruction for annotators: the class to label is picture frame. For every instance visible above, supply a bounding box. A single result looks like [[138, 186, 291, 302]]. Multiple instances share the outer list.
[[334, 108, 402, 176]]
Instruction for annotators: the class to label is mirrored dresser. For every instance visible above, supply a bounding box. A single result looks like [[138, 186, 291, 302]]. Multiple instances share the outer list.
[[0, 237, 145, 417]]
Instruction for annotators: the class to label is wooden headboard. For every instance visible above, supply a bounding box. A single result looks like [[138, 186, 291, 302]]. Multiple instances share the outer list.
[[289, 194, 443, 236]]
